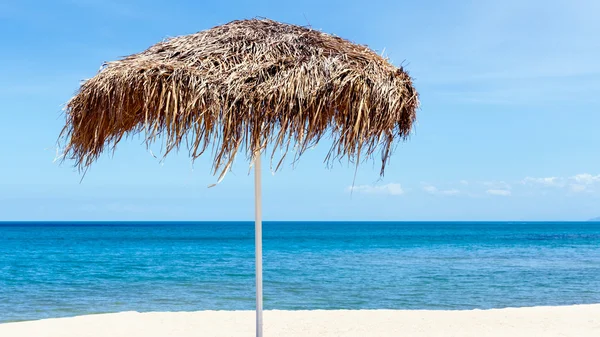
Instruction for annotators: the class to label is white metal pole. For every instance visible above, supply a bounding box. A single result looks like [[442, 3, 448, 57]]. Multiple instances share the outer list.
[[254, 154, 263, 337]]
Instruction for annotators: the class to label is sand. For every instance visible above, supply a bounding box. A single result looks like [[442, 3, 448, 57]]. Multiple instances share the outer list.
[[1, 305, 599, 337]]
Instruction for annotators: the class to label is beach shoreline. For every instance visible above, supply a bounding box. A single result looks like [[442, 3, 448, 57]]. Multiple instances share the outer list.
[[1, 304, 599, 337]]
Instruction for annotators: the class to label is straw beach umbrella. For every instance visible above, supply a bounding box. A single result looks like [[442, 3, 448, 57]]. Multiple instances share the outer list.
[[60, 19, 419, 337]]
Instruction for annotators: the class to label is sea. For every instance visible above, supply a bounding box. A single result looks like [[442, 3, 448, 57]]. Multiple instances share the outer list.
[[1, 221, 599, 323]]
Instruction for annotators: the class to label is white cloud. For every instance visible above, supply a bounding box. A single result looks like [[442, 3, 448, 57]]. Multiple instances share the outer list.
[[486, 189, 511, 196], [348, 173, 600, 199], [441, 189, 461, 196], [571, 173, 600, 185], [423, 185, 437, 193], [521, 173, 600, 195], [522, 176, 563, 187], [567, 174, 600, 193], [347, 183, 404, 196], [423, 185, 461, 196]]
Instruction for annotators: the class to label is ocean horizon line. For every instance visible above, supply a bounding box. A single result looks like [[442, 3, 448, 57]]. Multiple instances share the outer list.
[[0, 220, 595, 223]]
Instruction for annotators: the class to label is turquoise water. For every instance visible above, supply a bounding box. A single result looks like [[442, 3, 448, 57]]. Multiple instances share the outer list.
[[1, 221, 599, 322]]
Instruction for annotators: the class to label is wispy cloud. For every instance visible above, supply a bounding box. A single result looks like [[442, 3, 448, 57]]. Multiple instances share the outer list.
[[572, 173, 600, 185], [347, 183, 404, 196], [567, 174, 600, 194], [486, 189, 511, 196], [522, 176, 563, 187], [350, 173, 599, 199], [417, 173, 600, 198], [422, 185, 461, 196], [521, 173, 600, 194]]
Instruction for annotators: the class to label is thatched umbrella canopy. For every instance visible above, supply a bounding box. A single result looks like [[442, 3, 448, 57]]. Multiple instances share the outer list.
[[59, 18, 419, 337], [61, 18, 418, 179]]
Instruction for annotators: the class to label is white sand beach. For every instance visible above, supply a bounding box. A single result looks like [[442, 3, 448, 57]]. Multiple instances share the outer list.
[[1, 305, 599, 337]]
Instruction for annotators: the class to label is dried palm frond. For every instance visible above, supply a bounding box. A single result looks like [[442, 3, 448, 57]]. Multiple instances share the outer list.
[[61, 18, 419, 180]]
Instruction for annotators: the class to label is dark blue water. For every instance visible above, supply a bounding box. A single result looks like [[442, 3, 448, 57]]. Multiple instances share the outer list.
[[1, 221, 599, 322]]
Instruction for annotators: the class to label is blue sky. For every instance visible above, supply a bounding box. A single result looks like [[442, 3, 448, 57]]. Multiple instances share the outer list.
[[1, 0, 599, 221]]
